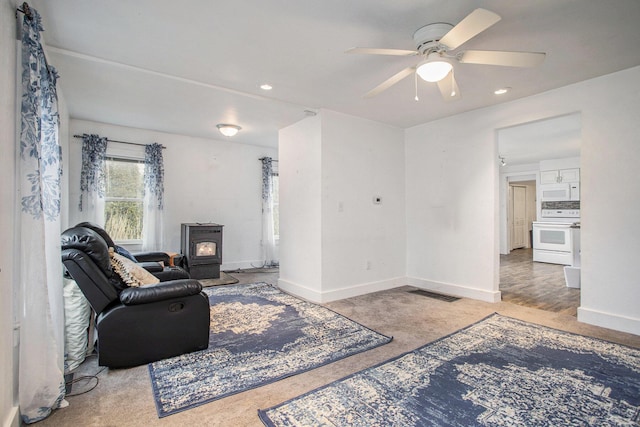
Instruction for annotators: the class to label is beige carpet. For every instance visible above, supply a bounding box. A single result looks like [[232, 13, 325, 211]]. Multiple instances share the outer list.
[[40, 274, 640, 427], [198, 272, 239, 287]]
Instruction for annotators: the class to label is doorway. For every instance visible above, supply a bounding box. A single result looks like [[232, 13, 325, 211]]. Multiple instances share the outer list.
[[501, 173, 579, 315], [510, 185, 527, 250], [497, 113, 582, 314], [507, 180, 536, 251]]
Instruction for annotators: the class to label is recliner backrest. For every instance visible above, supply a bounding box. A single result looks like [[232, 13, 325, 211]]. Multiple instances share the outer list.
[[74, 221, 116, 248], [62, 226, 112, 271], [61, 226, 124, 313]]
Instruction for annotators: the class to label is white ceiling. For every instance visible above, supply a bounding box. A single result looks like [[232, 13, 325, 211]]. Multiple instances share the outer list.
[[498, 113, 581, 166], [31, 0, 640, 151]]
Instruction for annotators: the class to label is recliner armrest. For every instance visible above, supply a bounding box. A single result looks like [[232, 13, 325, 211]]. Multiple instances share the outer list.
[[119, 279, 203, 306], [133, 251, 171, 265], [138, 261, 164, 273]]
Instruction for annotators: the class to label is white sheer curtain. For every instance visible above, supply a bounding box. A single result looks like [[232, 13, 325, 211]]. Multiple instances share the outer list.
[[78, 133, 108, 225], [18, 5, 66, 423], [261, 157, 279, 267], [142, 143, 164, 251]]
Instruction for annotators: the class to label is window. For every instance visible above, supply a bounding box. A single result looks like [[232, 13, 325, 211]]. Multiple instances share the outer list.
[[104, 157, 145, 242]]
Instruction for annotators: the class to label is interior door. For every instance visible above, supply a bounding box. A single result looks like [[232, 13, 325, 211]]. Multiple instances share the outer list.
[[510, 185, 527, 250]]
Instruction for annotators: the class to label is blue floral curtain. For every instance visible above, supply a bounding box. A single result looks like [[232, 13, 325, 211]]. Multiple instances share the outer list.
[[144, 143, 164, 209], [142, 143, 164, 250], [18, 4, 66, 423], [79, 134, 108, 224]]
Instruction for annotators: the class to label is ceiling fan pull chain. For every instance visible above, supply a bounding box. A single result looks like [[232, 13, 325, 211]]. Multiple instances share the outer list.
[[450, 69, 456, 97], [414, 72, 419, 101]]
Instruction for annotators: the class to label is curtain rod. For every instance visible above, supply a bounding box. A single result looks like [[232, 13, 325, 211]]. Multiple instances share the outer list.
[[73, 134, 166, 149], [259, 157, 279, 162], [16, 2, 32, 20]]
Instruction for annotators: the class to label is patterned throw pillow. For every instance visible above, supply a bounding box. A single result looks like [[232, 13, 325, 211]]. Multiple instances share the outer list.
[[115, 245, 137, 262], [109, 248, 160, 287]]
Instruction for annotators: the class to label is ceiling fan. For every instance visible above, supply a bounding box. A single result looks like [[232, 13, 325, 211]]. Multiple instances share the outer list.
[[347, 8, 545, 101]]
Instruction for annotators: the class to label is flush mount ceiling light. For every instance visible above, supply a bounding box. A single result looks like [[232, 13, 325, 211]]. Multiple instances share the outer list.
[[260, 83, 273, 91], [217, 124, 241, 137], [494, 87, 511, 95], [416, 52, 453, 82]]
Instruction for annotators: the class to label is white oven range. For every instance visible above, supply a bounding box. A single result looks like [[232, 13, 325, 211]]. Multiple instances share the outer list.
[[532, 221, 577, 265]]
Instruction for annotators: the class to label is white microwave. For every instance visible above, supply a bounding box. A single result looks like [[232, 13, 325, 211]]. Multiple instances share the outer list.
[[540, 183, 580, 201]]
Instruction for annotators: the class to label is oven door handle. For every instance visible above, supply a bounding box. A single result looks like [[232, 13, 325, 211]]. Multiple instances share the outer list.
[[534, 223, 572, 229]]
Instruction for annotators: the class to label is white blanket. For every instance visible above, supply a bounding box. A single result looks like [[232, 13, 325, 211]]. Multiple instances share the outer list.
[[63, 278, 91, 373]]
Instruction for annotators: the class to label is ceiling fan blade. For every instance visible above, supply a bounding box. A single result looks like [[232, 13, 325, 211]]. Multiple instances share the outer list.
[[364, 66, 416, 98], [439, 8, 501, 50], [460, 50, 546, 67], [436, 71, 461, 101], [346, 47, 418, 56]]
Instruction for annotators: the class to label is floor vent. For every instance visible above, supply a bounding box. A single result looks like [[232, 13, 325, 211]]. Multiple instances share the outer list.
[[408, 289, 460, 302]]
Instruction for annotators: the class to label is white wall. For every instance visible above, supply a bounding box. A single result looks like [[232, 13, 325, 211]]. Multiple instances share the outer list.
[[279, 110, 405, 302], [406, 66, 640, 334], [578, 67, 640, 334], [278, 115, 323, 299], [68, 120, 277, 270], [320, 110, 406, 300], [405, 113, 501, 302], [1, 1, 19, 425]]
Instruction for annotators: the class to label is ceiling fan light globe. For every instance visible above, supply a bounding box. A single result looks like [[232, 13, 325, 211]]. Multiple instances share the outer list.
[[416, 60, 452, 82]]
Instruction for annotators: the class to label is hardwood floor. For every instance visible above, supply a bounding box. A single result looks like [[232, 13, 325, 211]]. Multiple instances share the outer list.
[[500, 248, 580, 316]]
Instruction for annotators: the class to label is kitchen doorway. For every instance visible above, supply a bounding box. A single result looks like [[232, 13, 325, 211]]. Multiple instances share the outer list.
[[497, 113, 582, 314]]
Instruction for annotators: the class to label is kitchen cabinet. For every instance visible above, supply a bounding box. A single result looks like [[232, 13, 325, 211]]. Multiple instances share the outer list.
[[540, 168, 580, 184]]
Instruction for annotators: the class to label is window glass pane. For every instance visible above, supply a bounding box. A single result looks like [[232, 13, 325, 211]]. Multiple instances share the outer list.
[[104, 157, 145, 241], [105, 158, 144, 198], [105, 200, 143, 240]]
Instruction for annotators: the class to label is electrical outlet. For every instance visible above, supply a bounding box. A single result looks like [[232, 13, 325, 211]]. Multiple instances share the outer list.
[[365, 260, 372, 270]]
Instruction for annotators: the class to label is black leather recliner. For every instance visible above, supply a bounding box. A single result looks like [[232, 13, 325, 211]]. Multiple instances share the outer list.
[[74, 221, 188, 281], [61, 225, 210, 368]]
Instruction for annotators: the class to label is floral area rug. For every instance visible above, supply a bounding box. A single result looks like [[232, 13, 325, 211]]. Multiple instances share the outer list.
[[259, 313, 640, 426], [148, 282, 392, 417]]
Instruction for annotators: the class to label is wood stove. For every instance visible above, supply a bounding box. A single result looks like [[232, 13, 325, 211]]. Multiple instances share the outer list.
[[181, 223, 223, 279]]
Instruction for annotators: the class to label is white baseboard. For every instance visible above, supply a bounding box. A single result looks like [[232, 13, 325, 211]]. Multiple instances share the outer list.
[[277, 279, 322, 302], [577, 307, 640, 336], [3, 406, 20, 427], [277, 277, 407, 303], [406, 276, 501, 303]]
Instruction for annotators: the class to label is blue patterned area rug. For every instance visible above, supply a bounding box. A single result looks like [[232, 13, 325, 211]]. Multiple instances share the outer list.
[[259, 313, 640, 426], [148, 282, 392, 417]]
